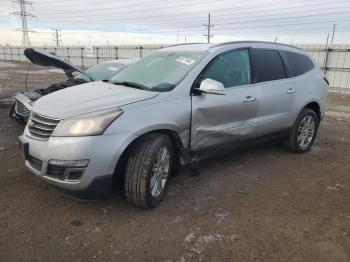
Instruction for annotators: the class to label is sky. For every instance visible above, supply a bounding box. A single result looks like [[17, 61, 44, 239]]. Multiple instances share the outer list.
[[0, 0, 350, 46]]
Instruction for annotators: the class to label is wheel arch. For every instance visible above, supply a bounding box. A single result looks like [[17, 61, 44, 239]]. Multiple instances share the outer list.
[[294, 100, 321, 125], [303, 101, 321, 122], [112, 128, 185, 186]]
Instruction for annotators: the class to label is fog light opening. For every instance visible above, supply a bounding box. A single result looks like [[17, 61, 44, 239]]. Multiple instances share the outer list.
[[47, 159, 89, 181], [66, 170, 84, 181]]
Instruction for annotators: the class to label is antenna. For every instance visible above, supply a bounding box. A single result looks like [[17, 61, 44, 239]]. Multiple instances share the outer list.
[[203, 13, 214, 43], [10, 0, 36, 47]]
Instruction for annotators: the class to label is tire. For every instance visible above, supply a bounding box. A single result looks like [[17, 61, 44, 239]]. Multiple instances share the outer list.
[[286, 108, 319, 153], [124, 133, 174, 209]]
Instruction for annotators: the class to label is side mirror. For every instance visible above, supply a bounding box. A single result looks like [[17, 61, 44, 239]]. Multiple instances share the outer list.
[[198, 78, 225, 95]]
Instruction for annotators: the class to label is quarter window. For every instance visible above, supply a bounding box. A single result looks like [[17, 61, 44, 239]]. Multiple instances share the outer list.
[[251, 49, 286, 83], [281, 51, 314, 77], [201, 49, 251, 88]]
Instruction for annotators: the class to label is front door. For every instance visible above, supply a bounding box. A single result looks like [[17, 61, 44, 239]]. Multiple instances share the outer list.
[[191, 49, 259, 151]]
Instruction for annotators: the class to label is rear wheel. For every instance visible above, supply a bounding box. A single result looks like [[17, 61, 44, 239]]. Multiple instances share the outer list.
[[124, 133, 174, 208], [286, 108, 319, 153]]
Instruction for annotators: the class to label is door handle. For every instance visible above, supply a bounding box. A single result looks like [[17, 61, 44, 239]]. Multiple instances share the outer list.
[[287, 88, 296, 94], [243, 96, 257, 103]]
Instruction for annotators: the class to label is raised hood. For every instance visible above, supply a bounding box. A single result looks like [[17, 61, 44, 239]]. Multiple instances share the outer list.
[[32, 81, 159, 119], [24, 48, 96, 81]]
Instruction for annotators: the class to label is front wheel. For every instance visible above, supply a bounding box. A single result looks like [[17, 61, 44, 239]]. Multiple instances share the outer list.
[[286, 108, 319, 153], [124, 134, 174, 209]]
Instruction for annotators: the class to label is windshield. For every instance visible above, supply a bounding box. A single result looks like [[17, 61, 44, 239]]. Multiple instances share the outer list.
[[109, 51, 205, 91], [75, 62, 128, 81]]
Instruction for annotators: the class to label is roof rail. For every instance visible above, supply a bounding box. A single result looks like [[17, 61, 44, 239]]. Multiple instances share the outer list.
[[210, 41, 303, 51], [166, 42, 207, 48]]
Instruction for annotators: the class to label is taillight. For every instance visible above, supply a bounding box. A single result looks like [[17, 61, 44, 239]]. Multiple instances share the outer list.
[[323, 76, 329, 85]]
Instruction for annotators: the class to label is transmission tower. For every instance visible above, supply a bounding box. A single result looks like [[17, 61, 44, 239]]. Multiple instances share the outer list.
[[52, 29, 62, 47], [10, 0, 35, 47], [203, 13, 214, 43]]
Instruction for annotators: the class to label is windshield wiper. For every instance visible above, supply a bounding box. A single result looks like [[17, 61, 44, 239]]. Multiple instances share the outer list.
[[113, 81, 149, 90]]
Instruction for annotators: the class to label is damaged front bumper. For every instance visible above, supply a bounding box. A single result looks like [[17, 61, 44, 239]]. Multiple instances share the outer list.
[[11, 92, 34, 123]]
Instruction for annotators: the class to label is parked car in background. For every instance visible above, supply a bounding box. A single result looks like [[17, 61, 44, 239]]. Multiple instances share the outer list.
[[18, 41, 328, 209], [10, 48, 137, 123]]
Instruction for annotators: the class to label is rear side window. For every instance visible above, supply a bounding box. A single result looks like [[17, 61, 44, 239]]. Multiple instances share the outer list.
[[201, 49, 251, 88], [281, 51, 314, 77], [251, 49, 286, 83]]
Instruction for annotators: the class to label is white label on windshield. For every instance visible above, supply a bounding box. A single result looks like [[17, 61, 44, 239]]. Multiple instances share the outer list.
[[108, 66, 120, 71], [176, 57, 195, 66]]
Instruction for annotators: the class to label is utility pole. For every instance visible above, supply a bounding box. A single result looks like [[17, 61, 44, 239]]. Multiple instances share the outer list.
[[51, 29, 62, 47], [323, 32, 330, 73], [10, 0, 35, 47], [331, 24, 336, 45], [177, 29, 179, 44], [203, 13, 214, 43]]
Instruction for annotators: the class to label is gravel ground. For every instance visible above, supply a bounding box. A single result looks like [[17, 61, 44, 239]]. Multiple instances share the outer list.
[[0, 62, 350, 262]]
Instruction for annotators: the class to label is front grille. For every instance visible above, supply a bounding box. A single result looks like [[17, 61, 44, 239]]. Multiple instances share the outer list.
[[28, 113, 61, 140], [15, 99, 30, 117]]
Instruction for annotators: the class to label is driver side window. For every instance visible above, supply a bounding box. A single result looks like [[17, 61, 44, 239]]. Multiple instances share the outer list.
[[201, 49, 251, 88]]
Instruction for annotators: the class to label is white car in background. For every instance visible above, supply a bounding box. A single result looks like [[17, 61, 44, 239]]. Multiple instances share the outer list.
[[10, 48, 137, 123]]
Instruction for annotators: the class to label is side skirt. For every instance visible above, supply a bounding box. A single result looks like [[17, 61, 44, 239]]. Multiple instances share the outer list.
[[183, 128, 291, 164]]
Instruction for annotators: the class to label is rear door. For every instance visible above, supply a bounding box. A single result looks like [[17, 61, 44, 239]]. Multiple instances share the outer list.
[[250, 49, 295, 136], [191, 49, 259, 151]]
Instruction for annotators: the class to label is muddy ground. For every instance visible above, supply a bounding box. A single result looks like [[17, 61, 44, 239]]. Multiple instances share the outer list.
[[0, 61, 350, 262]]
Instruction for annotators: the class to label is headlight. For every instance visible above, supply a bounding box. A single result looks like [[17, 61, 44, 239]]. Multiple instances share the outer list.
[[52, 108, 123, 137]]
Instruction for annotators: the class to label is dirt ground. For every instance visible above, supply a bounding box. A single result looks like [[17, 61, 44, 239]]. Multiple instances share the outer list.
[[0, 61, 350, 262], [0, 61, 65, 102]]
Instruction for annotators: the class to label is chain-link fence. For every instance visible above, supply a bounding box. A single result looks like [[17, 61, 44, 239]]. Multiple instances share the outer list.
[[0, 44, 165, 68]]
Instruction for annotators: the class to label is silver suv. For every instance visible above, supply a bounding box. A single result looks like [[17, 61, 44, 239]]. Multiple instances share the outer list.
[[18, 41, 328, 208]]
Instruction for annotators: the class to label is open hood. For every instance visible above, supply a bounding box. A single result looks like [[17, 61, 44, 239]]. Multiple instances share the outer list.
[[24, 48, 97, 81]]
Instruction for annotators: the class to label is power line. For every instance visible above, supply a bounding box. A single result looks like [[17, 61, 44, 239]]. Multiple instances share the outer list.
[[51, 28, 62, 46], [36, 9, 350, 34], [203, 13, 214, 43], [37, 0, 223, 16], [35, 0, 350, 29], [10, 0, 36, 47]]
